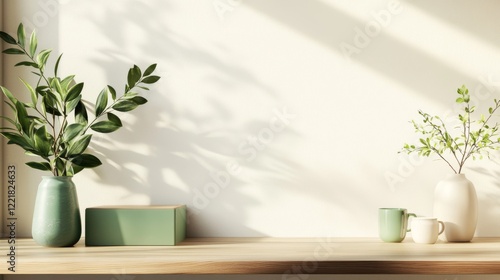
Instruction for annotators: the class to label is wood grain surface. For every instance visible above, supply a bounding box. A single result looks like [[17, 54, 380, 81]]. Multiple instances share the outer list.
[[4, 237, 500, 274]]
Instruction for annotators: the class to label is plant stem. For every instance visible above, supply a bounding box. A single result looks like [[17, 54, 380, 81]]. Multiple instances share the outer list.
[[16, 43, 62, 176], [461, 100, 500, 168], [457, 105, 471, 174], [430, 146, 458, 174], [435, 117, 462, 169]]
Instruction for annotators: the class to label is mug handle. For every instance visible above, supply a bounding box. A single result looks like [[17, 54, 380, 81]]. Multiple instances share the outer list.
[[438, 221, 445, 235], [406, 213, 417, 232]]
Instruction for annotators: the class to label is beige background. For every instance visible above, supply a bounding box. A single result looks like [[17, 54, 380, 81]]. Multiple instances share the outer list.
[[3, 0, 500, 238], [2, 0, 500, 279]]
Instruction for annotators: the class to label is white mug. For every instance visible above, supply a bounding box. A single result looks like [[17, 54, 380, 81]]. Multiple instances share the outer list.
[[410, 217, 445, 244]]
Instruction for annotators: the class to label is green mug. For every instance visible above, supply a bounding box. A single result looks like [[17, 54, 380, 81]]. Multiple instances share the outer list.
[[379, 208, 416, 242]]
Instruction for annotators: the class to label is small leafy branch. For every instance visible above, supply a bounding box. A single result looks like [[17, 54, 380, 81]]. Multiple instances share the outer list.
[[401, 85, 500, 174], [0, 23, 160, 176]]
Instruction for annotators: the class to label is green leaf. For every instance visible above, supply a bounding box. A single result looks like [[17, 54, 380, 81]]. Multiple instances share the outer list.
[[51, 77, 65, 98], [69, 164, 84, 176], [71, 153, 102, 168], [29, 116, 46, 125], [54, 53, 63, 77], [131, 96, 148, 105], [3, 48, 25, 55], [26, 161, 52, 171], [20, 78, 37, 106], [60, 75, 75, 91], [108, 85, 117, 100], [456, 97, 464, 103], [0, 31, 17, 44], [419, 138, 427, 146], [458, 85, 466, 95], [62, 123, 85, 142], [137, 86, 150, 91], [66, 94, 81, 114], [17, 23, 26, 48], [29, 29, 38, 57], [90, 120, 121, 133], [1, 86, 19, 105], [34, 126, 52, 157], [42, 90, 62, 116], [39, 95, 47, 117], [95, 88, 109, 116], [123, 92, 138, 99], [75, 101, 88, 125], [143, 63, 157, 76], [36, 49, 52, 68], [66, 134, 92, 157], [127, 65, 141, 88], [15, 101, 30, 134], [54, 157, 65, 176], [141, 75, 161, 84], [66, 82, 84, 102], [1, 132, 33, 150], [107, 112, 122, 127], [15, 61, 39, 68], [112, 100, 138, 112], [43, 96, 62, 116]]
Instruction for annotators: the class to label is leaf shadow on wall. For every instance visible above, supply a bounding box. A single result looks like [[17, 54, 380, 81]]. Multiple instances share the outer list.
[[242, 0, 500, 233], [468, 158, 500, 237], [76, 1, 305, 237], [409, 0, 500, 49], [69, 0, 500, 237], [403, 0, 500, 236], [244, 0, 493, 103]]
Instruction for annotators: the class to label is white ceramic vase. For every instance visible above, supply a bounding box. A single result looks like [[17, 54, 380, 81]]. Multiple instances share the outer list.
[[433, 174, 477, 242]]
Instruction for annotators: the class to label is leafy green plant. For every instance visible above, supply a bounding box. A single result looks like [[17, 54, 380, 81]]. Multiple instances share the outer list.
[[0, 23, 160, 176], [401, 85, 500, 174]]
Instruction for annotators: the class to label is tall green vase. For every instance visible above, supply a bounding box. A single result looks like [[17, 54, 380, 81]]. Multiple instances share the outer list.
[[32, 176, 81, 247]]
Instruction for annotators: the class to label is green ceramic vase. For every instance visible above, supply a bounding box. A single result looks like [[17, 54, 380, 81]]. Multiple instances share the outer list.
[[32, 176, 81, 247]]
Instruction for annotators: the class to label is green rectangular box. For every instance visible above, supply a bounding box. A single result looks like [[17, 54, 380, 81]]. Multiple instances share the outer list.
[[85, 205, 186, 246]]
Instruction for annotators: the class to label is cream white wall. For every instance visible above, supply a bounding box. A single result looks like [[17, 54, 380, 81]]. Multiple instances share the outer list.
[[2, 0, 62, 237], [3, 0, 500, 240]]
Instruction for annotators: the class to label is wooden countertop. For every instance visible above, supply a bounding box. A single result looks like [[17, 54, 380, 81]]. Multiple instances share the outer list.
[[4, 237, 500, 274]]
